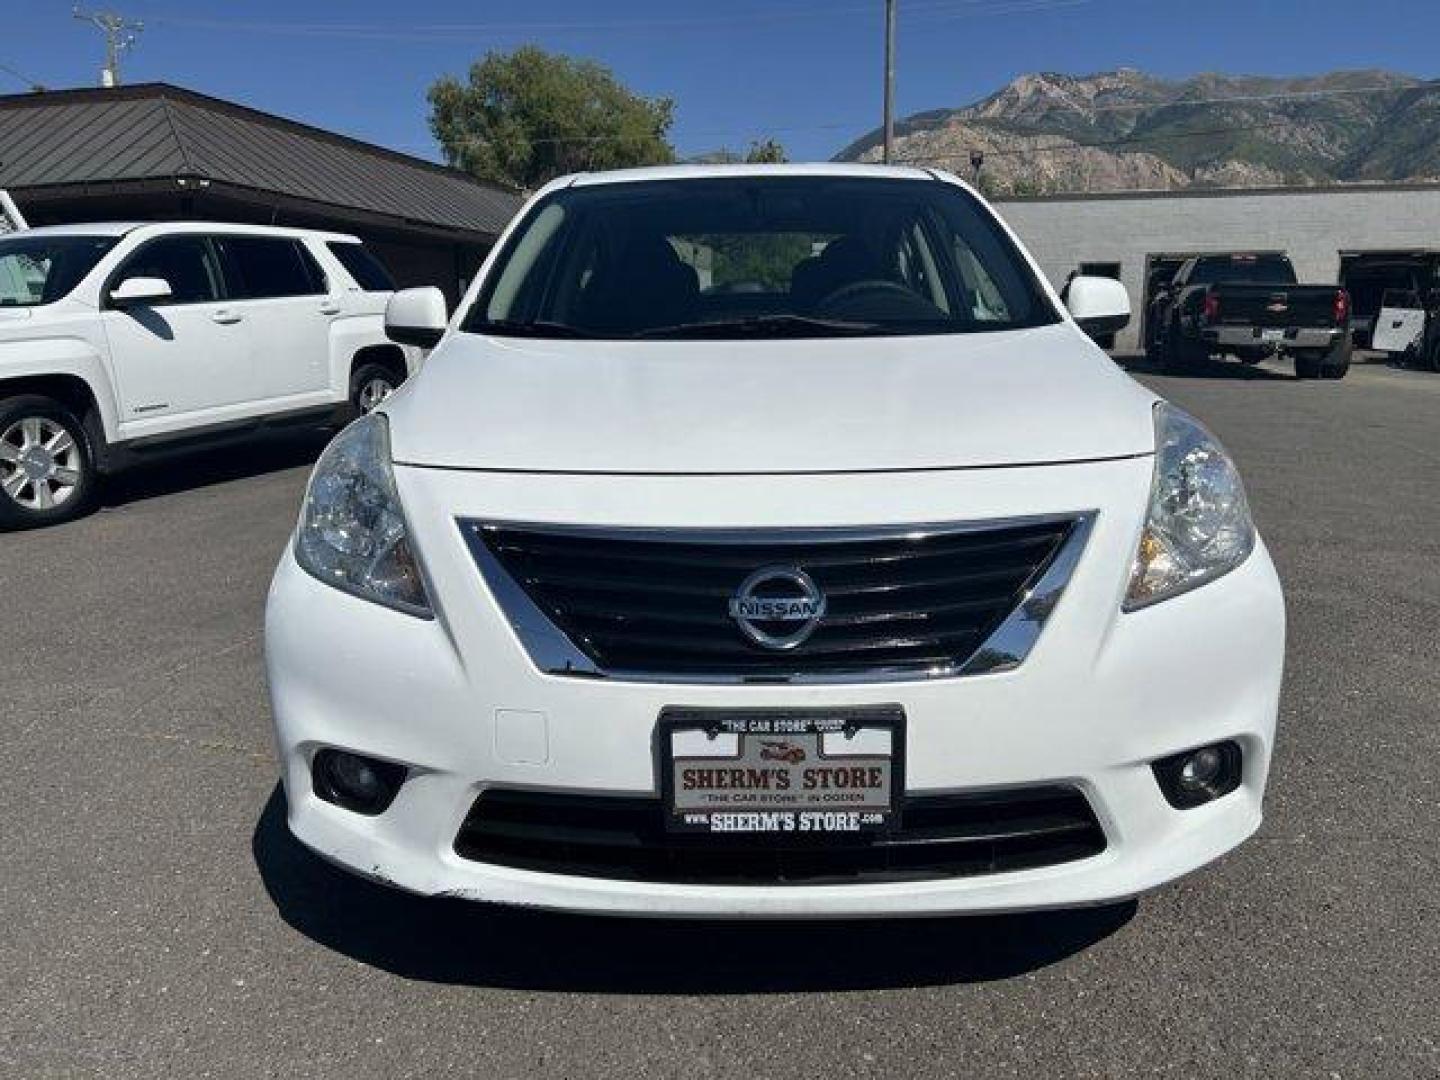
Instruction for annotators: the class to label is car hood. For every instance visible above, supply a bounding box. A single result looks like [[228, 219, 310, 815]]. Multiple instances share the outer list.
[[385, 322, 1158, 474]]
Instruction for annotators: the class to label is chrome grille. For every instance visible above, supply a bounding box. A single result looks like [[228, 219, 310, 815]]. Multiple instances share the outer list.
[[463, 514, 1093, 683]]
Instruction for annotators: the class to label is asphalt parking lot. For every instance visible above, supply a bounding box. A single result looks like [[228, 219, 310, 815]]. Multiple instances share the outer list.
[[2, 354, 1437, 1079]]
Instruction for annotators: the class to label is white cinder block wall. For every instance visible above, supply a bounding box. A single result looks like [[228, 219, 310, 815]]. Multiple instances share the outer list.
[[992, 184, 1440, 351]]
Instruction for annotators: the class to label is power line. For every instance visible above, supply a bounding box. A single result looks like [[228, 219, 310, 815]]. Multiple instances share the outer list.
[[0, 60, 45, 91], [142, 0, 1085, 40]]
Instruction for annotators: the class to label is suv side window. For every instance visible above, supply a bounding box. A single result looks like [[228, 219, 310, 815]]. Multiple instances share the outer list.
[[113, 236, 223, 305], [326, 242, 396, 292], [217, 237, 326, 299]]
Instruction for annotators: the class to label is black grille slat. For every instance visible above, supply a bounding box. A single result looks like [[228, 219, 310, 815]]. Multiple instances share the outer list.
[[819, 565, 1038, 597], [581, 625, 1001, 659], [490, 530, 1059, 574], [476, 519, 1075, 680], [455, 787, 1107, 885], [557, 607, 1004, 635], [507, 555, 1040, 595], [525, 566, 1035, 613]]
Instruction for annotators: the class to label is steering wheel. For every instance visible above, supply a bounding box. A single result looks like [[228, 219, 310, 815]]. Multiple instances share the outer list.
[[815, 279, 945, 321]]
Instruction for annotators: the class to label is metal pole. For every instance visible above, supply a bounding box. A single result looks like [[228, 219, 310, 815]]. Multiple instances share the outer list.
[[883, 0, 896, 164], [74, 9, 143, 87]]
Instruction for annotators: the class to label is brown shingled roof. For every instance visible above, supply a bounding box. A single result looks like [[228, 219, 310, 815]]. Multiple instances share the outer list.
[[0, 83, 520, 238]]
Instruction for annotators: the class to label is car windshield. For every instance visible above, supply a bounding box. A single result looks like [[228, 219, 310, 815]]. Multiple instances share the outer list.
[[463, 176, 1060, 340], [0, 235, 118, 307]]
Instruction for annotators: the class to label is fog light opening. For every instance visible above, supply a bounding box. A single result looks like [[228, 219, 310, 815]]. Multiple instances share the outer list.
[[312, 749, 407, 816], [1153, 741, 1242, 809]]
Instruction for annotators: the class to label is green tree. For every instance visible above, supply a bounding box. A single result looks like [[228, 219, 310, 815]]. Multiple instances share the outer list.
[[744, 138, 788, 163], [428, 46, 676, 190]]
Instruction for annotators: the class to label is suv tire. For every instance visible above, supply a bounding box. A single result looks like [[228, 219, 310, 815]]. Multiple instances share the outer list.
[[0, 395, 97, 529], [350, 363, 401, 416]]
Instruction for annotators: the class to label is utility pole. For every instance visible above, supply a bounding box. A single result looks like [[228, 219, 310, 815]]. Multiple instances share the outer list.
[[882, 0, 896, 164], [73, 8, 143, 88]]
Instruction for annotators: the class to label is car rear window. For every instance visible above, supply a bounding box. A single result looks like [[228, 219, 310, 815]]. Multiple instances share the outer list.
[[326, 242, 396, 292], [1193, 255, 1296, 286]]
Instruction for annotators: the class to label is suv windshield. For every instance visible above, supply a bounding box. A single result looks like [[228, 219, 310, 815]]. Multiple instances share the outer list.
[[464, 176, 1060, 339], [0, 235, 118, 307]]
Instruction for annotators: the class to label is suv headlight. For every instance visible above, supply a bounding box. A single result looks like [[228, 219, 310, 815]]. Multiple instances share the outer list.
[[1125, 402, 1255, 611], [294, 414, 432, 618]]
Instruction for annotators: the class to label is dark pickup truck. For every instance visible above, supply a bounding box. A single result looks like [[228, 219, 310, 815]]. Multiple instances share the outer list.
[[1147, 252, 1352, 379]]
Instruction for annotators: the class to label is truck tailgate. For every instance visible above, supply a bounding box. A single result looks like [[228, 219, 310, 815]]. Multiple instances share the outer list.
[[1212, 285, 1339, 329]]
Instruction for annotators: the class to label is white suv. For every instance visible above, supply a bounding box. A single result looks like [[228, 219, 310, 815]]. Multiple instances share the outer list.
[[266, 165, 1284, 918], [0, 221, 420, 527]]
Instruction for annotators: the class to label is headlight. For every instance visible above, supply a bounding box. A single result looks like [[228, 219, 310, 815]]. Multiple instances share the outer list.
[[294, 414, 432, 618], [1124, 402, 1255, 611]]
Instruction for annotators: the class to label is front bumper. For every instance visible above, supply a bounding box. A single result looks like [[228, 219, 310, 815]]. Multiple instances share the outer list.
[[264, 458, 1285, 918]]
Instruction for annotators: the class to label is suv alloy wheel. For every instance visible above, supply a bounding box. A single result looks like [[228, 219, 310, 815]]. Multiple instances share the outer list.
[[350, 363, 400, 416], [0, 395, 96, 528]]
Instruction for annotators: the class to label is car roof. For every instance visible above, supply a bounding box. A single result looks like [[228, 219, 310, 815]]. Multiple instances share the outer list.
[[565, 162, 940, 187], [3, 221, 360, 243], [2, 221, 145, 238]]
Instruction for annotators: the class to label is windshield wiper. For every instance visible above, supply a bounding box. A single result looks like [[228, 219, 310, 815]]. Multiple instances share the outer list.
[[471, 319, 589, 339], [634, 314, 881, 339]]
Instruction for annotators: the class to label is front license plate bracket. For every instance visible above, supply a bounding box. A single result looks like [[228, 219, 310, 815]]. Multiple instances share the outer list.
[[658, 706, 906, 837]]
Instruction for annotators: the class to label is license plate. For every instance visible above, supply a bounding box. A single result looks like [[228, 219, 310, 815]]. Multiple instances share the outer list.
[[1260, 328, 1285, 343], [659, 706, 903, 835]]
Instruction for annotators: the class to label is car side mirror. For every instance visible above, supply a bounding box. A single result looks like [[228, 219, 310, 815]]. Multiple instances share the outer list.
[[385, 287, 448, 349], [1065, 275, 1131, 337], [109, 276, 173, 307]]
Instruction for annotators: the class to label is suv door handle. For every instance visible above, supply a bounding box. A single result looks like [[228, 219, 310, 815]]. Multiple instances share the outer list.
[[211, 309, 242, 324], [319, 301, 341, 315]]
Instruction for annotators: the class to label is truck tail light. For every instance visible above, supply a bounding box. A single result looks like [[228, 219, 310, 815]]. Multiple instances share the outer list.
[[1334, 289, 1350, 324], [1201, 293, 1221, 324]]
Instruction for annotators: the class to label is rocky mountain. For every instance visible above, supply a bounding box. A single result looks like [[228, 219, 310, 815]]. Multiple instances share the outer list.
[[835, 69, 1440, 195]]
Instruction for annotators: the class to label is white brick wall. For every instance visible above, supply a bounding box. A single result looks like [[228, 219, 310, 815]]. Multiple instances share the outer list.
[[993, 185, 1440, 350]]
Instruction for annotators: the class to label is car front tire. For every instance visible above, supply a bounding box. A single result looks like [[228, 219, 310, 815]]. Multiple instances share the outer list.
[[0, 395, 97, 530]]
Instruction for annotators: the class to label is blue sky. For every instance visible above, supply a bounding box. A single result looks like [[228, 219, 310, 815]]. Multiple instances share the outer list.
[[7, 0, 1439, 165]]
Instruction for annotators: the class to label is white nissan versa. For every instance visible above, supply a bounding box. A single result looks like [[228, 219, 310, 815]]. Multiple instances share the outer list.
[[265, 164, 1284, 918]]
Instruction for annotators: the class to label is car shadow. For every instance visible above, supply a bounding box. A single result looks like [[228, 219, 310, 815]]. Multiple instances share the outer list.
[[1112, 353, 1296, 381], [100, 428, 333, 509], [252, 786, 1136, 994]]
